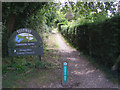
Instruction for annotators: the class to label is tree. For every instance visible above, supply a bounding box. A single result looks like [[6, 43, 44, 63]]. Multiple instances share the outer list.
[[2, 2, 47, 57]]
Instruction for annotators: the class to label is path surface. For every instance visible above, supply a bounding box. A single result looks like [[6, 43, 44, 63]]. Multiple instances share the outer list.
[[52, 28, 119, 88], [15, 28, 119, 88]]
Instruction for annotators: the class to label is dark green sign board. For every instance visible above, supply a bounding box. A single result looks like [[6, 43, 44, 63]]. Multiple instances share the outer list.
[[8, 28, 43, 57]]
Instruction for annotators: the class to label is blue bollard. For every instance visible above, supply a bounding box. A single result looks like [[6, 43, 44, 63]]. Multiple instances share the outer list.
[[63, 62, 67, 83]]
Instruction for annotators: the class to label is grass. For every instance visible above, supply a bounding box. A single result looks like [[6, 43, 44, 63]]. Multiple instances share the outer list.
[[3, 68, 58, 88], [2, 56, 34, 88], [2, 48, 61, 88], [14, 69, 57, 88], [47, 34, 59, 48], [84, 55, 120, 84], [3, 70, 21, 88]]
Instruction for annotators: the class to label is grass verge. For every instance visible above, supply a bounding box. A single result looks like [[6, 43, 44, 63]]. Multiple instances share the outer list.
[[2, 48, 61, 88], [82, 54, 120, 84]]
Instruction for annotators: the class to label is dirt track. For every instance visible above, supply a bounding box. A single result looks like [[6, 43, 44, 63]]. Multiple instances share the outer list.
[[52, 28, 119, 88], [16, 29, 119, 88]]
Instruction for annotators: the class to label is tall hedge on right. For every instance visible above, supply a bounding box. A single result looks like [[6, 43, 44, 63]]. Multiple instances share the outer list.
[[58, 15, 120, 68]]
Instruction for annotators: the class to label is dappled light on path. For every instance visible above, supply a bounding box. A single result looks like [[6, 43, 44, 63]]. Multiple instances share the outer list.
[[71, 70, 95, 75], [53, 28, 119, 88]]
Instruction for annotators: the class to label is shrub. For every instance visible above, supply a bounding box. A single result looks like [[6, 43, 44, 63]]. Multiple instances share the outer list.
[[58, 15, 120, 69]]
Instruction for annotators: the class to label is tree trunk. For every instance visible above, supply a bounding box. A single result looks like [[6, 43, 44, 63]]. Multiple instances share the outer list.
[[0, 2, 2, 22], [89, 34, 92, 56], [7, 14, 15, 35]]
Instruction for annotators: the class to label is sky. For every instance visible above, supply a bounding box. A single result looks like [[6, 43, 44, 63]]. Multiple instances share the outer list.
[[56, 0, 119, 17]]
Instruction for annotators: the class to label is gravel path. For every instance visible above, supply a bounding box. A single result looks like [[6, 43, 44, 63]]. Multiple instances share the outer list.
[[54, 29, 119, 88]]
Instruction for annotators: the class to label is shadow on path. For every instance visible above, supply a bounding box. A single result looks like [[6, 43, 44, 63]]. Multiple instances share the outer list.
[[54, 29, 119, 88]]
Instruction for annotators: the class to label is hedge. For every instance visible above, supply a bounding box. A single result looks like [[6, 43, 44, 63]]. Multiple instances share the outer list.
[[58, 15, 120, 68]]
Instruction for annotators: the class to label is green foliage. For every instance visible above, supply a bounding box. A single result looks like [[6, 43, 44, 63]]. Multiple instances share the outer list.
[[2, 55, 55, 74], [35, 60, 46, 69], [54, 10, 68, 28], [2, 2, 47, 57], [57, 22, 66, 31], [2, 54, 57, 88], [2, 57, 33, 74], [59, 15, 120, 70], [2, 2, 59, 57], [35, 60, 54, 69]]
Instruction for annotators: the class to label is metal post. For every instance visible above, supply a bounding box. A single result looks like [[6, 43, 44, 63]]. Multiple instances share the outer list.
[[62, 61, 68, 87], [63, 62, 67, 83]]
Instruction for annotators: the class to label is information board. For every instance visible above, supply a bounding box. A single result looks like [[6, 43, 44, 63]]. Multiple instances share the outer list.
[[8, 28, 43, 56]]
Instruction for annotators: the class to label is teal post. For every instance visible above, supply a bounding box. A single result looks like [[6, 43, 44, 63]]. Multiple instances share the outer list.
[[63, 62, 67, 83]]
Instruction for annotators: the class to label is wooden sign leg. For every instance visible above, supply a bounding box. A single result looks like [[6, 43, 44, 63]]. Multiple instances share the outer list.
[[11, 57, 13, 63], [39, 55, 41, 61]]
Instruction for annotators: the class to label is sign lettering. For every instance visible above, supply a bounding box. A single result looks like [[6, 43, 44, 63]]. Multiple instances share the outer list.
[[8, 28, 43, 57]]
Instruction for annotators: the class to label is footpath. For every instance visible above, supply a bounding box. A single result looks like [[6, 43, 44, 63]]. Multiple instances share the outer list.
[[52, 28, 119, 88]]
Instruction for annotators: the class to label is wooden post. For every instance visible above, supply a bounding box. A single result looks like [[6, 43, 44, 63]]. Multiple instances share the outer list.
[[39, 55, 41, 61], [89, 36, 92, 56], [11, 57, 13, 63]]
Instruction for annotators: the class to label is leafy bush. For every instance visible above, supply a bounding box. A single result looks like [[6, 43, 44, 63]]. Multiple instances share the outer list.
[[59, 15, 120, 69], [2, 57, 31, 74], [57, 22, 66, 31]]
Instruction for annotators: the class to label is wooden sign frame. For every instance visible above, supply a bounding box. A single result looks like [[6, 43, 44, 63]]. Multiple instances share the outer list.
[[8, 28, 43, 62]]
